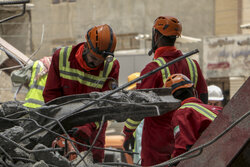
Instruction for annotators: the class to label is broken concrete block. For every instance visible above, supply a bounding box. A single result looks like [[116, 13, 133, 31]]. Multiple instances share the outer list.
[[33, 144, 70, 167], [71, 151, 96, 167], [32, 160, 49, 167], [0, 126, 24, 152]]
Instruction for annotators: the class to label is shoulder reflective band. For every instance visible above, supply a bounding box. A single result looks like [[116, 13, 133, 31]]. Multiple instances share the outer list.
[[186, 58, 198, 88], [154, 57, 198, 88], [153, 57, 171, 85], [59, 46, 115, 89], [180, 103, 217, 121], [125, 118, 141, 130]]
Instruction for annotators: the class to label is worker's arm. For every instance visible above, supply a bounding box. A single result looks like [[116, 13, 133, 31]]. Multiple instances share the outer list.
[[101, 59, 120, 91], [123, 119, 140, 152], [171, 109, 199, 158], [123, 62, 160, 151], [69, 122, 97, 144], [137, 62, 163, 89], [43, 50, 63, 103], [193, 60, 208, 104]]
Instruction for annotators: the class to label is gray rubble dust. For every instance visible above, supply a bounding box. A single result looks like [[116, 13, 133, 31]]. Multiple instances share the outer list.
[[0, 88, 177, 166]]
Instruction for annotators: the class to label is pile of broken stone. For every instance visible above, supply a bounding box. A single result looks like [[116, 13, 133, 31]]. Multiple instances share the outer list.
[[0, 101, 98, 167]]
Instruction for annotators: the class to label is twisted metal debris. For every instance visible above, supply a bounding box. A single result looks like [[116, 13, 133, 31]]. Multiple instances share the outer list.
[[0, 88, 180, 167]]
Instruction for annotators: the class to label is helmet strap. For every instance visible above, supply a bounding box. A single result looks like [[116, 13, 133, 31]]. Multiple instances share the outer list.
[[148, 29, 164, 56]]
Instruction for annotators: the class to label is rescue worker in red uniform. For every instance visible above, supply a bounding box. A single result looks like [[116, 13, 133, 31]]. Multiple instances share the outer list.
[[43, 24, 120, 163], [123, 16, 208, 166], [164, 74, 221, 159]]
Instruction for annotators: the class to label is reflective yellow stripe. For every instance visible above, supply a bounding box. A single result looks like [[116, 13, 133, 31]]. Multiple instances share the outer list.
[[180, 103, 217, 121], [95, 122, 100, 129], [186, 58, 198, 88], [154, 57, 170, 85], [154, 57, 198, 88], [59, 70, 106, 88], [100, 59, 114, 78], [59, 46, 115, 89], [125, 118, 141, 130]]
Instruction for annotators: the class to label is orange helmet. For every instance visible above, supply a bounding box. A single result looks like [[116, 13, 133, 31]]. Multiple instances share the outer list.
[[85, 24, 117, 60], [165, 74, 193, 94], [126, 72, 140, 90], [52, 135, 77, 161], [153, 16, 182, 37]]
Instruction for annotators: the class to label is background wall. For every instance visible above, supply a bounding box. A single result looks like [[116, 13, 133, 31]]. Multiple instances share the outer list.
[[30, 0, 214, 58]]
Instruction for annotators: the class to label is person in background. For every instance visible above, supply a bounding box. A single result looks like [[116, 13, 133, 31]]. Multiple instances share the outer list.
[[126, 72, 140, 91], [123, 16, 208, 166], [164, 74, 221, 160], [123, 72, 143, 164], [11, 56, 52, 109], [23, 57, 52, 108], [43, 24, 120, 163], [208, 85, 224, 107]]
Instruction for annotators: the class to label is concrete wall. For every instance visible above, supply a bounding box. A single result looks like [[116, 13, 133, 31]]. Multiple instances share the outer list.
[[203, 34, 250, 78], [215, 0, 241, 35], [0, 51, 26, 102], [29, 0, 215, 85], [241, 0, 250, 34], [30, 0, 215, 59], [0, 6, 32, 55]]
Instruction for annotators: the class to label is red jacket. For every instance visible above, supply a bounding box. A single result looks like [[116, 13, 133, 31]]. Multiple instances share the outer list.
[[43, 43, 120, 102], [171, 97, 222, 158], [138, 46, 207, 166], [43, 43, 120, 162]]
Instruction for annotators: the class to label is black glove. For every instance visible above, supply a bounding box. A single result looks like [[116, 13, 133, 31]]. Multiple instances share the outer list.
[[68, 126, 91, 145], [123, 135, 135, 153]]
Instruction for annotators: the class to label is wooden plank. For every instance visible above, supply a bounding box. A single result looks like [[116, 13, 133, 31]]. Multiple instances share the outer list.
[[0, 37, 33, 65]]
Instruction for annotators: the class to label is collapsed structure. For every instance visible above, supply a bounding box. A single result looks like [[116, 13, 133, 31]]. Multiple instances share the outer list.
[[0, 88, 180, 166]]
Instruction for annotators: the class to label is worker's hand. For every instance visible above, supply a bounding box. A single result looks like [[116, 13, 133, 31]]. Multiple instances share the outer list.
[[68, 125, 92, 145], [123, 134, 135, 153]]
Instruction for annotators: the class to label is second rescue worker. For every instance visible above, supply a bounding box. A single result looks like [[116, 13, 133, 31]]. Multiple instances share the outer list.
[[43, 24, 120, 163], [123, 16, 208, 166]]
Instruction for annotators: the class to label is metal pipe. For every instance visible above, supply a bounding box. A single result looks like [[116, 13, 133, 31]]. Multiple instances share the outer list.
[[71, 49, 199, 114]]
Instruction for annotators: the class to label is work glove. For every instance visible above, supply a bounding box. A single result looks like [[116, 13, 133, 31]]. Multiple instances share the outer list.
[[68, 125, 92, 145], [123, 133, 135, 153]]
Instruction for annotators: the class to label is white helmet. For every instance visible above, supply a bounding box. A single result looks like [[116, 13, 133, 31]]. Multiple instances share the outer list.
[[208, 85, 224, 101]]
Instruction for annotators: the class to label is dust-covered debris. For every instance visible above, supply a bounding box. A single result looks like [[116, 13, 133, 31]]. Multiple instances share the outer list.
[[0, 126, 24, 152], [33, 144, 71, 167], [32, 160, 49, 167], [0, 88, 179, 167]]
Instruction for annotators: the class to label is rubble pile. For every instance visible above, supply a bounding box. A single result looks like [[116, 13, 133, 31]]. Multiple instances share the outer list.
[[0, 88, 178, 167], [0, 101, 101, 167]]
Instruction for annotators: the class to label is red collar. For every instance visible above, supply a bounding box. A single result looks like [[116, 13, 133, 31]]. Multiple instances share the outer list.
[[181, 97, 199, 105], [74, 43, 102, 71], [154, 46, 176, 59]]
